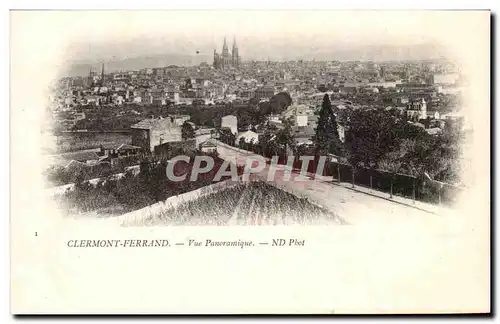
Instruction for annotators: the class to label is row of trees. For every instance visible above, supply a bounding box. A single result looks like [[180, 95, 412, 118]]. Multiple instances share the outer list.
[[218, 93, 463, 200], [314, 93, 462, 185], [215, 91, 462, 186], [225, 117, 297, 161], [174, 92, 293, 130]]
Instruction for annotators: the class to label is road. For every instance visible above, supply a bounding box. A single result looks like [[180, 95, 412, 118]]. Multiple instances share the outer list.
[[51, 140, 467, 229], [212, 140, 462, 228]]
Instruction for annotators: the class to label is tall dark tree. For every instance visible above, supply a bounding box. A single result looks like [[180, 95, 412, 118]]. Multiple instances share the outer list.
[[314, 94, 343, 156], [181, 121, 195, 140], [344, 109, 400, 170], [257, 129, 278, 157]]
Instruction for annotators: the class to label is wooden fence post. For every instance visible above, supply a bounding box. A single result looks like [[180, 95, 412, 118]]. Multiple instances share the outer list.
[[412, 178, 416, 204], [370, 175, 373, 192], [337, 163, 340, 183], [351, 167, 355, 188], [390, 178, 393, 198]]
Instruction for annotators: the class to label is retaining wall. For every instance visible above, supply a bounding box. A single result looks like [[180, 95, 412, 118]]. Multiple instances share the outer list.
[[110, 176, 244, 226]]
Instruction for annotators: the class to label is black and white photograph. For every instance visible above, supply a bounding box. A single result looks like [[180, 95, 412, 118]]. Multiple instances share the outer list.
[[9, 9, 491, 314]]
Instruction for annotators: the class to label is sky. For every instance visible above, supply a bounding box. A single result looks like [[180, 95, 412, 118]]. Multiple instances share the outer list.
[[63, 10, 446, 61], [11, 10, 489, 76]]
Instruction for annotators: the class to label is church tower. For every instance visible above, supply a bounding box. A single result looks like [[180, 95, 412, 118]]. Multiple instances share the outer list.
[[232, 37, 240, 69], [213, 36, 241, 70], [222, 37, 231, 69], [222, 36, 229, 54], [100, 63, 105, 87], [87, 67, 94, 88], [213, 49, 219, 69]]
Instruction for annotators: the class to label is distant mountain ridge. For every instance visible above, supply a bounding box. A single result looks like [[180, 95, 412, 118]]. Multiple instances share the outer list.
[[62, 43, 450, 77], [62, 53, 212, 77]]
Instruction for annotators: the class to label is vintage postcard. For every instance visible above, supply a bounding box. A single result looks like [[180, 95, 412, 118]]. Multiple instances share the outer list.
[[10, 10, 490, 314]]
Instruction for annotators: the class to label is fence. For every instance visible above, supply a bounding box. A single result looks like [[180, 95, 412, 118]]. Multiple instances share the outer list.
[[257, 154, 463, 206], [210, 140, 465, 206], [327, 161, 464, 206]]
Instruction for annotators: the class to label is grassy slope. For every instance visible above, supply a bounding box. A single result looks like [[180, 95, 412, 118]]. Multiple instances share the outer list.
[[145, 181, 338, 226]]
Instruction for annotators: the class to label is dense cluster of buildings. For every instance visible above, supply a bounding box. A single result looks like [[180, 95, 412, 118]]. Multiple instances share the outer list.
[[46, 45, 469, 169], [49, 57, 465, 131]]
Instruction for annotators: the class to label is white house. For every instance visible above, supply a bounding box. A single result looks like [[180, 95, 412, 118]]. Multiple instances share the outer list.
[[296, 114, 309, 127], [236, 130, 259, 145], [406, 98, 427, 120], [267, 114, 282, 123], [221, 115, 238, 135], [432, 73, 459, 85], [114, 95, 125, 106], [426, 127, 443, 136], [337, 124, 346, 143], [199, 140, 217, 153]]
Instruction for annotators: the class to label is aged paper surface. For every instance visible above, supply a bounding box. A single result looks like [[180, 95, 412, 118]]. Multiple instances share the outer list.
[[10, 10, 490, 314]]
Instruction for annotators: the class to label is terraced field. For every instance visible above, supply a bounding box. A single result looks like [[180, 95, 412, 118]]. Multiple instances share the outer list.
[[144, 181, 341, 226]]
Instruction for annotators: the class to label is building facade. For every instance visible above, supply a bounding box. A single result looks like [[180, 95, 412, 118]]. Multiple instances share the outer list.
[[236, 130, 259, 145], [221, 115, 238, 135], [254, 86, 276, 101], [406, 98, 427, 120], [131, 117, 182, 152], [213, 37, 241, 70]]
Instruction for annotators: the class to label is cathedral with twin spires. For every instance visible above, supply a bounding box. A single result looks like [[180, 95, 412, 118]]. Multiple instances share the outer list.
[[213, 37, 241, 70]]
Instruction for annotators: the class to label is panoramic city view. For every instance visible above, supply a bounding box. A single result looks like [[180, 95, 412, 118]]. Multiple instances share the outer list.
[[10, 10, 491, 315], [43, 32, 470, 226]]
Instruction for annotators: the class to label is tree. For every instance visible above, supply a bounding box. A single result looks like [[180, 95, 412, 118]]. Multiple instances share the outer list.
[[275, 117, 295, 156], [249, 138, 256, 152], [317, 85, 328, 92], [378, 155, 403, 198], [249, 97, 260, 105], [257, 129, 277, 157], [268, 92, 293, 114], [345, 109, 404, 170], [193, 99, 204, 106], [181, 122, 195, 140], [314, 94, 343, 156], [74, 171, 87, 191], [343, 109, 403, 188], [238, 137, 246, 148], [219, 127, 236, 146]]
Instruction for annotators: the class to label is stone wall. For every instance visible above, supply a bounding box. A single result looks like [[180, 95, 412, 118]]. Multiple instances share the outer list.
[[110, 176, 243, 226]]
